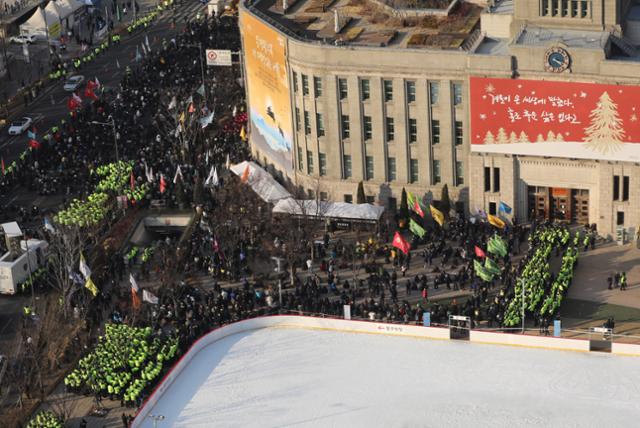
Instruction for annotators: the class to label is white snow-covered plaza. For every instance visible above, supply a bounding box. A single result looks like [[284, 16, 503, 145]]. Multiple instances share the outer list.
[[135, 326, 640, 428]]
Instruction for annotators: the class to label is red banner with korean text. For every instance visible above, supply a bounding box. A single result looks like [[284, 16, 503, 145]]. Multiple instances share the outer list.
[[470, 77, 640, 162]]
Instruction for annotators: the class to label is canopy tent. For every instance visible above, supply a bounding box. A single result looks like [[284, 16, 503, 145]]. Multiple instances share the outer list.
[[53, 0, 84, 20], [19, 5, 62, 39], [273, 198, 385, 223], [230, 161, 292, 204]]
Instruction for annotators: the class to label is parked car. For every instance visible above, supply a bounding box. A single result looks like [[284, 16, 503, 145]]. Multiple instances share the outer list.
[[9, 35, 36, 44], [7, 117, 32, 135], [63, 75, 85, 91]]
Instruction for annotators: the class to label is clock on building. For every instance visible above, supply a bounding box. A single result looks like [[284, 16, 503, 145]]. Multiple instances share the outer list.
[[544, 47, 570, 73]]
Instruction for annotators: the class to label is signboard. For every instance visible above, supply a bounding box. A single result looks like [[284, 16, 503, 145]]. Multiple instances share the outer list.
[[206, 49, 232, 66], [422, 312, 431, 327], [241, 12, 293, 172], [343, 304, 351, 320], [470, 77, 640, 162], [554, 319, 561, 337]]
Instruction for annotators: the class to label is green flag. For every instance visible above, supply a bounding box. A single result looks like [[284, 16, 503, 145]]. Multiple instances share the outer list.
[[409, 218, 426, 238], [488, 234, 507, 258], [474, 260, 494, 282], [484, 257, 501, 276]]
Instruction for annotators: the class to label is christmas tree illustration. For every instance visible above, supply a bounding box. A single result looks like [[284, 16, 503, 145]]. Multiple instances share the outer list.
[[518, 131, 530, 144], [546, 131, 556, 141], [484, 131, 495, 144], [509, 131, 518, 144], [556, 133, 564, 142], [496, 128, 509, 144], [536, 134, 545, 143], [583, 91, 625, 154]]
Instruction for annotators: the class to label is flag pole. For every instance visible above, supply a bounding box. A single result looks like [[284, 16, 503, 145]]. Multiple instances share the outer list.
[[521, 277, 525, 334]]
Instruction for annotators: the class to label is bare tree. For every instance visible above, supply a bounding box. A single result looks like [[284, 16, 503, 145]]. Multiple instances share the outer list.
[[46, 225, 85, 318]]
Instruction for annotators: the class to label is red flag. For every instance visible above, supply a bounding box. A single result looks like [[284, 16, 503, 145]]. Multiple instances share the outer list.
[[131, 288, 141, 310], [1, 158, 4, 175], [159, 174, 166, 193], [392, 231, 411, 255], [240, 164, 250, 183], [130, 171, 135, 191], [474, 245, 486, 258], [28, 139, 41, 149], [85, 87, 98, 101], [86, 79, 97, 91], [413, 200, 425, 218], [188, 103, 195, 113], [67, 97, 77, 111]]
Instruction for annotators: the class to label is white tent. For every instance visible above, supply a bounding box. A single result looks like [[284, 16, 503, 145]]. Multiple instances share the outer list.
[[273, 198, 385, 222], [230, 161, 292, 204], [19, 5, 62, 40], [54, 0, 84, 20]]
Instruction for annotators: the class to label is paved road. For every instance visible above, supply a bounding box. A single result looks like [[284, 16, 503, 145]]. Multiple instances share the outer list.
[[0, 1, 206, 211]]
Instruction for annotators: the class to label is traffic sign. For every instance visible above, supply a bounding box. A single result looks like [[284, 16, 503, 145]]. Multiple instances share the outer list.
[[206, 49, 232, 66]]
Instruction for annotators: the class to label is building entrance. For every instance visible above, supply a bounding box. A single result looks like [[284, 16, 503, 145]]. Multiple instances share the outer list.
[[527, 186, 589, 224]]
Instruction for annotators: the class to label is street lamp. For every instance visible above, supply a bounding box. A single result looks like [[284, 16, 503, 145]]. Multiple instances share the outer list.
[[90, 116, 119, 161], [183, 43, 206, 103], [147, 414, 165, 428]]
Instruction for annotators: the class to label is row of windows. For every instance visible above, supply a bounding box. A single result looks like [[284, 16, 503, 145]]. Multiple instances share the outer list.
[[540, 0, 590, 18], [613, 175, 630, 202], [299, 152, 463, 186], [294, 72, 463, 106]]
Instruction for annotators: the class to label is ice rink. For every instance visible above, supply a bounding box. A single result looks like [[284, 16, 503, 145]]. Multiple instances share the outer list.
[[137, 327, 640, 428]]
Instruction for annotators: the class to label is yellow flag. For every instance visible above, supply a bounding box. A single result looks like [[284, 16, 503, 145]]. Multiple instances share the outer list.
[[429, 205, 444, 226], [239, 125, 246, 141], [488, 214, 506, 229], [179, 111, 185, 124], [85, 277, 99, 298]]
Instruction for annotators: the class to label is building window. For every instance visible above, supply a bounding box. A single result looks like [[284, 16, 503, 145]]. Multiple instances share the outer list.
[[343, 154, 352, 178], [295, 107, 300, 130], [307, 189, 315, 199], [385, 117, 394, 142], [316, 113, 325, 137], [489, 202, 497, 216], [320, 192, 328, 201], [431, 120, 440, 144], [307, 150, 314, 173], [365, 156, 374, 180], [484, 166, 491, 192], [341, 114, 350, 139], [319, 152, 327, 176], [387, 157, 396, 181], [455, 161, 464, 186], [363, 115, 372, 140], [623, 176, 630, 201], [304, 111, 311, 135], [408, 118, 417, 143], [429, 82, 439, 105], [383, 79, 393, 102], [613, 175, 620, 200], [406, 81, 416, 103], [313, 76, 322, 97], [360, 79, 370, 101], [338, 78, 348, 100], [388, 197, 397, 212], [493, 167, 501, 192], [344, 194, 353, 203], [366, 195, 375, 204], [452, 82, 463, 106], [293, 71, 298, 93], [454, 121, 463, 146], [410, 159, 419, 183], [432, 159, 441, 184], [298, 146, 304, 171], [541, 0, 590, 18], [617, 211, 625, 226], [301, 74, 309, 96]]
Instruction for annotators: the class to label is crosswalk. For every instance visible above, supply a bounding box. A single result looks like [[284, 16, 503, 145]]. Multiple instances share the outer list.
[[153, 2, 208, 26]]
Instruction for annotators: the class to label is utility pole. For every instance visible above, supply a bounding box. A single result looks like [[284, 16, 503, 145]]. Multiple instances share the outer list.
[[271, 256, 284, 309], [521, 277, 526, 334], [90, 116, 119, 161]]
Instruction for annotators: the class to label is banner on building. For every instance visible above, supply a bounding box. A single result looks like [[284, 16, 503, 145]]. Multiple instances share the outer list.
[[470, 77, 640, 162], [241, 12, 293, 172]]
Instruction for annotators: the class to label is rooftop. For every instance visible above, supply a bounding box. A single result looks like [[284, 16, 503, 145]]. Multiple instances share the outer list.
[[246, 0, 484, 49], [515, 26, 609, 50]]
